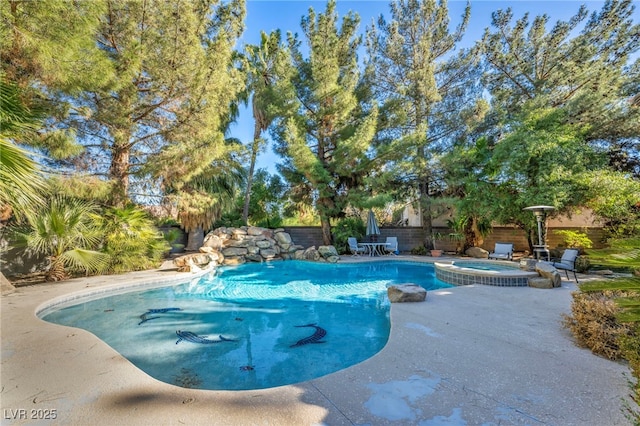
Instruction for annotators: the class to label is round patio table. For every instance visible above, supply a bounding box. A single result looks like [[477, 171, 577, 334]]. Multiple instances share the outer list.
[[360, 242, 390, 257]]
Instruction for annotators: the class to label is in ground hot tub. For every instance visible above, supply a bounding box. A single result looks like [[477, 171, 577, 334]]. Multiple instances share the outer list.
[[434, 261, 539, 287]]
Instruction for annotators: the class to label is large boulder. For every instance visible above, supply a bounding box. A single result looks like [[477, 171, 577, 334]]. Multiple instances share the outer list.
[[227, 239, 250, 248], [519, 258, 538, 271], [223, 256, 245, 266], [465, 247, 489, 259], [302, 247, 321, 261], [535, 262, 562, 288], [202, 234, 224, 250], [222, 247, 249, 257], [274, 231, 292, 245], [318, 245, 339, 259], [173, 253, 218, 272], [247, 226, 265, 236], [387, 284, 427, 303], [255, 240, 271, 249], [260, 248, 277, 259], [528, 277, 554, 289], [245, 254, 263, 262], [199, 247, 224, 263]]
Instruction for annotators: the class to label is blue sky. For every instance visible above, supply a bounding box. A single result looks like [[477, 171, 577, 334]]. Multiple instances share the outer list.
[[229, 1, 637, 174]]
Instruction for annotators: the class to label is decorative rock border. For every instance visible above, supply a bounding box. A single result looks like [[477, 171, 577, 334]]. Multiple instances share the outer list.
[[173, 226, 340, 271]]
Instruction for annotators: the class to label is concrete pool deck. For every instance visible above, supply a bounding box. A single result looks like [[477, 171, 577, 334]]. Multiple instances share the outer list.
[[1, 256, 634, 425]]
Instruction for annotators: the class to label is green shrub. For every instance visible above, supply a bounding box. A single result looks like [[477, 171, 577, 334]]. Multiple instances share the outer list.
[[411, 245, 427, 255], [212, 211, 245, 229], [584, 237, 640, 274], [10, 196, 109, 281], [254, 215, 283, 229], [553, 229, 593, 249], [332, 217, 365, 255], [162, 228, 182, 245], [96, 206, 168, 273], [575, 256, 591, 273]]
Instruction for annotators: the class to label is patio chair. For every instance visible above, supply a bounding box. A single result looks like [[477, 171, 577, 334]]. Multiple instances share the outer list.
[[347, 237, 367, 256], [383, 236, 399, 255], [488, 242, 514, 261], [549, 248, 580, 283]]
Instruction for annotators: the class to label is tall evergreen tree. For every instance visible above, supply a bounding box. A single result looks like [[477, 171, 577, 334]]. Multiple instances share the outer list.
[[365, 0, 471, 249], [470, 0, 640, 243], [1, 0, 111, 161], [273, 0, 378, 245], [241, 30, 291, 225], [34, 0, 246, 207], [480, 0, 640, 175]]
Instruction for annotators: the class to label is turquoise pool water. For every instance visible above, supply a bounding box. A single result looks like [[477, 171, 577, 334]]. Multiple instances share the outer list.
[[452, 261, 520, 271], [40, 260, 451, 390]]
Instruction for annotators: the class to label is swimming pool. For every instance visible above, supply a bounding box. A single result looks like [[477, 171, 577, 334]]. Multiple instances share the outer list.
[[39, 260, 451, 390]]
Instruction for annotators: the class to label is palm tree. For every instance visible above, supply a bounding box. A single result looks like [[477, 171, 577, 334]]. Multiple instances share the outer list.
[[241, 30, 290, 224], [0, 78, 45, 221], [172, 157, 246, 251], [13, 196, 109, 281], [0, 78, 46, 291], [95, 205, 168, 273]]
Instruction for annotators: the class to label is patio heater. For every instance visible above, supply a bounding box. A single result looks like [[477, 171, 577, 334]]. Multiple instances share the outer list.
[[523, 205, 555, 260]]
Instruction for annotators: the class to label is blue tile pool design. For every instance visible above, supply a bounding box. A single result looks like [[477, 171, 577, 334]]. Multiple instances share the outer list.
[[39, 260, 451, 390]]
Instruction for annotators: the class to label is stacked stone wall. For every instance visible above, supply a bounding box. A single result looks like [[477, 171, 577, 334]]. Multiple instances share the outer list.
[[202, 226, 304, 266], [174, 226, 339, 271]]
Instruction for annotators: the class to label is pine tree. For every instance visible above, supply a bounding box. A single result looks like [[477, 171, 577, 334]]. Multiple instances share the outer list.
[[480, 0, 640, 175], [365, 0, 471, 249], [42, 0, 245, 207], [273, 0, 378, 245], [472, 0, 640, 245], [1, 0, 111, 161]]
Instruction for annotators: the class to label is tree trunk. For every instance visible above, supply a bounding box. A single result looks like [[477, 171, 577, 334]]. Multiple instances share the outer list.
[[462, 217, 486, 252], [318, 196, 333, 245], [45, 257, 68, 282], [110, 143, 130, 208], [420, 179, 434, 250], [242, 123, 262, 224], [320, 215, 332, 246], [186, 227, 205, 251], [472, 217, 485, 248], [526, 229, 535, 254]]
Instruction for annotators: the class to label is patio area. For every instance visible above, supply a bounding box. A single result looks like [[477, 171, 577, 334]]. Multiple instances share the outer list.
[[1, 256, 633, 425]]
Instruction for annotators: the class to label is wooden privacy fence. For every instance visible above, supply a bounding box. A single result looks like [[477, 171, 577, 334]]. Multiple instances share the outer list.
[[284, 226, 607, 253]]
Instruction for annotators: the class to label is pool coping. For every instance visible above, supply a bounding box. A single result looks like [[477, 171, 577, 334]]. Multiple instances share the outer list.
[[34, 266, 215, 318], [1, 255, 634, 425]]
